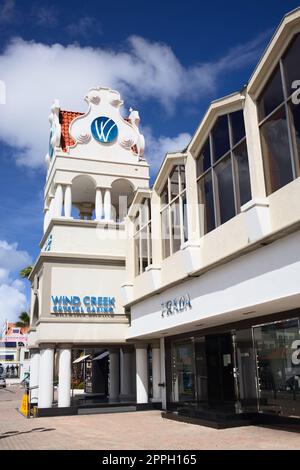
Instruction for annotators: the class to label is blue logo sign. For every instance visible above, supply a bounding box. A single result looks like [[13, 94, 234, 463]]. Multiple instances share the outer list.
[[91, 116, 118, 144], [51, 295, 115, 314]]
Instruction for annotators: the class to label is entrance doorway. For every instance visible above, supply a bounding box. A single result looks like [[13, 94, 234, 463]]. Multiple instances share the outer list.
[[205, 334, 236, 404]]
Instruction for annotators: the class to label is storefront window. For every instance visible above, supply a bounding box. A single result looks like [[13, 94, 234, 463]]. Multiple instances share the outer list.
[[171, 341, 195, 403], [253, 318, 300, 417], [258, 33, 300, 195], [196, 109, 251, 235], [160, 164, 188, 259]]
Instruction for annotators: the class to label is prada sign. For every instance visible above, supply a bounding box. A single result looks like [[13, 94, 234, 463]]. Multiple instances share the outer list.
[[161, 293, 192, 318]]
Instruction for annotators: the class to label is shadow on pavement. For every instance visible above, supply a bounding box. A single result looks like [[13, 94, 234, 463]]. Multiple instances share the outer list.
[[0, 427, 56, 440]]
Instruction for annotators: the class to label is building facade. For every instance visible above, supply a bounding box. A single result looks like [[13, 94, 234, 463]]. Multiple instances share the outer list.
[[29, 9, 300, 424], [0, 322, 30, 382]]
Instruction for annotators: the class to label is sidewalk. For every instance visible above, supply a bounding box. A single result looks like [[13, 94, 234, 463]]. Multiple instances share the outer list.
[[0, 386, 299, 450]]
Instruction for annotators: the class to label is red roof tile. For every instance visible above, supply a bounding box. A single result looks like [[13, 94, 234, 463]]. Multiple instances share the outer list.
[[59, 110, 83, 152]]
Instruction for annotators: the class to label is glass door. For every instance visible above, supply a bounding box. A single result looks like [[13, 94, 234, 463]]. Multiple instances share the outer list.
[[171, 340, 195, 403], [253, 317, 300, 417]]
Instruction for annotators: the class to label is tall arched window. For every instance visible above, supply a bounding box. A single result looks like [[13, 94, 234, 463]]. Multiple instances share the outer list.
[[258, 33, 300, 195]]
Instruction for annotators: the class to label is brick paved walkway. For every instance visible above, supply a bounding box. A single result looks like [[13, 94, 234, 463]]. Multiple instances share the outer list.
[[0, 386, 299, 450]]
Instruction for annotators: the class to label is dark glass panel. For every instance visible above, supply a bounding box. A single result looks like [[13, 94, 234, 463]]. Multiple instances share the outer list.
[[288, 100, 300, 174], [181, 192, 188, 242], [140, 226, 148, 272], [282, 33, 300, 99], [212, 115, 230, 161], [234, 140, 252, 206], [260, 105, 293, 195], [253, 318, 300, 418], [170, 200, 181, 253], [171, 341, 196, 402], [198, 170, 215, 234], [196, 139, 211, 176], [230, 110, 246, 145], [134, 234, 140, 276], [161, 208, 170, 259], [161, 183, 168, 207], [257, 65, 284, 121], [170, 165, 180, 201], [215, 155, 236, 224], [179, 165, 186, 191]]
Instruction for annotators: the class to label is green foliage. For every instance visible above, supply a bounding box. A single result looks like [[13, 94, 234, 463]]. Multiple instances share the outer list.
[[15, 311, 30, 328], [19, 266, 33, 279]]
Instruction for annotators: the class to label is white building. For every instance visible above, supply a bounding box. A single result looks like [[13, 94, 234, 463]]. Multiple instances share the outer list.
[[29, 9, 300, 426], [0, 322, 30, 382]]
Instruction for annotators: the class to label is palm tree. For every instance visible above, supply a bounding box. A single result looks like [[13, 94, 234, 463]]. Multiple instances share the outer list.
[[19, 266, 32, 279], [15, 311, 30, 328]]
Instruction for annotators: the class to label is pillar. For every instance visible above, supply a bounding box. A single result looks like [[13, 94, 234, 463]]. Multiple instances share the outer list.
[[38, 345, 54, 408], [151, 342, 161, 402], [29, 349, 40, 404], [64, 185, 72, 218], [58, 347, 71, 408], [109, 348, 120, 400], [120, 347, 133, 398], [48, 195, 55, 221], [43, 207, 50, 233], [95, 187, 103, 221], [54, 184, 63, 217], [135, 344, 148, 404], [104, 188, 112, 221]]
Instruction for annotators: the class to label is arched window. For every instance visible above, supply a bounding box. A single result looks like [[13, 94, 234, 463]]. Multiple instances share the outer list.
[[196, 110, 251, 235], [258, 33, 300, 195]]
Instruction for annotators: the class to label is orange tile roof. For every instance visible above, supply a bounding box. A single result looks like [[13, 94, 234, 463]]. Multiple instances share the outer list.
[[6, 323, 29, 336], [59, 110, 83, 152]]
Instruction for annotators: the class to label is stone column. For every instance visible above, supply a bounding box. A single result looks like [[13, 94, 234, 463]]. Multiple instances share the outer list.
[[48, 195, 55, 221], [109, 348, 120, 401], [135, 344, 148, 404], [64, 184, 72, 218], [58, 346, 71, 408], [38, 345, 54, 408], [29, 349, 40, 404], [95, 187, 103, 221], [104, 188, 112, 221], [43, 207, 50, 233], [120, 346, 133, 399], [151, 342, 161, 402], [54, 184, 63, 217]]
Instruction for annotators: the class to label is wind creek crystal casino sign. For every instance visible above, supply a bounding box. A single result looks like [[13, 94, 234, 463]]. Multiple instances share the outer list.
[[51, 295, 115, 314]]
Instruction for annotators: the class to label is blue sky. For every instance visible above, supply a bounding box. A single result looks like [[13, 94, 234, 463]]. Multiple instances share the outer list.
[[0, 0, 299, 323]]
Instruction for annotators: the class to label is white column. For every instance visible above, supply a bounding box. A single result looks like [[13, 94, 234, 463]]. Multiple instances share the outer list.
[[58, 347, 71, 408], [29, 349, 40, 404], [43, 207, 50, 233], [120, 347, 133, 398], [95, 187, 103, 221], [104, 188, 112, 221], [49, 196, 55, 221], [151, 343, 161, 402], [64, 185, 72, 218], [54, 184, 63, 217], [136, 344, 148, 404], [38, 346, 54, 408], [109, 348, 120, 400]]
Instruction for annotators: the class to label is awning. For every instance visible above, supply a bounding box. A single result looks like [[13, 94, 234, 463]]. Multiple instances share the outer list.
[[73, 354, 90, 364], [93, 351, 109, 361]]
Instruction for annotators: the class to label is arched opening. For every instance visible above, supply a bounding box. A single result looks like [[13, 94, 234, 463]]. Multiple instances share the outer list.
[[71, 175, 96, 220], [111, 179, 135, 222]]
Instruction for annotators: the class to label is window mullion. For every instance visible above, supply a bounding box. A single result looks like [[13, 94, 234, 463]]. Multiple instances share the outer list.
[[228, 114, 240, 213]]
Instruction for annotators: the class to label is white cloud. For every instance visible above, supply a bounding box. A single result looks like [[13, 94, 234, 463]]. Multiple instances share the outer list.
[[0, 240, 31, 325], [67, 16, 102, 39], [0, 32, 268, 168], [143, 126, 191, 176]]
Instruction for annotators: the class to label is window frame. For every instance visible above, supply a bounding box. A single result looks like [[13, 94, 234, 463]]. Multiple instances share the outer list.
[[160, 164, 188, 259], [257, 36, 300, 194], [196, 110, 250, 234], [133, 198, 152, 276]]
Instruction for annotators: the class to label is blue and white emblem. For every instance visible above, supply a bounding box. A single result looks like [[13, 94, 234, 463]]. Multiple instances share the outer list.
[[91, 116, 118, 144]]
